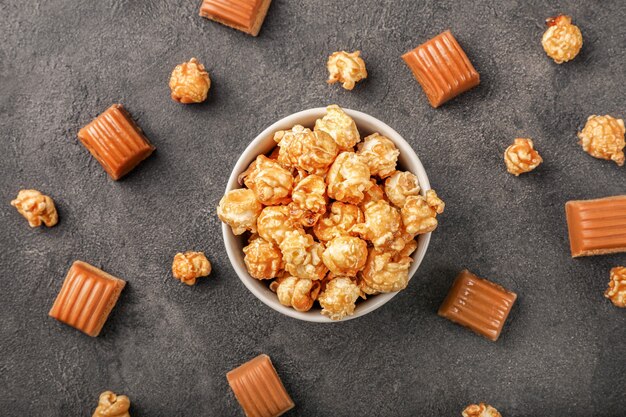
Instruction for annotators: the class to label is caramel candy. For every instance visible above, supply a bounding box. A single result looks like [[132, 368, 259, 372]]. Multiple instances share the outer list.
[[49, 261, 126, 337], [565, 196, 626, 257], [77, 104, 155, 180], [438, 270, 517, 342], [227, 354, 294, 417], [199, 0, 272, 36], [402, 30, 480, 108]]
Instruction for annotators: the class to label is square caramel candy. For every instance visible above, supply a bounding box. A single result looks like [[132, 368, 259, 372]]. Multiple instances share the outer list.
[[565, 195, 626, 257], [199, 0, 273, 36], [402, 30, 480, 108], [438, 270, 516, 342], [77, 104, 155, 180], [49, 261, 126, 337], [227, 354, 294, 417]]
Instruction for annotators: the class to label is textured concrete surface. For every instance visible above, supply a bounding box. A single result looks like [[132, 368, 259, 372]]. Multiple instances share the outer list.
[[1, 0, 625, 416]]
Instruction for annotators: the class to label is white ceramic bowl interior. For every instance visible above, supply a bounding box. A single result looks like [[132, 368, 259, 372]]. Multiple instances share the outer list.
[[222, 107, 431, 322]]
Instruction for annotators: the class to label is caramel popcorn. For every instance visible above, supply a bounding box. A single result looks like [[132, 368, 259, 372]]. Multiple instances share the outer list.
[[11, 189, 58, 228], [326, 50, 367, 90], [326, 152, 372, 204], [577, 115, 625, 166], [542, 15, 583, 64], [402, 190, 445, 238], [462, 403, 502, 417], [169, 58, 211, 103], [271, 275, 321, 312], [314, 202, 364, 242], [239, 155, 293, 205], [314, 104, 361, 150], [217, 189, 263, 235], [172, 251, 211, 285], [605, 266, 626, 308], [356, 133, 399, 178], [351, 200, 404, 250], [504, 138, 543, 176], [360, 179, 386, 208], [384, 171, 421, 207], [288, 174, 327, 227], [257, 206, 302, 246], [274, 125, 338, 175], [92, 391, 131, 417], [243, 236, 283, 279], [279, 230, 327, 280], [318, 277, 361, 320], [359, 243, 415, 294], [322, 236, 368, 277]]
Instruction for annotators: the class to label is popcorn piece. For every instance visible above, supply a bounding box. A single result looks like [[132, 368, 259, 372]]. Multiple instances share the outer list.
[[356, 133, 399, 178], [605, 266, 626, 308], [462, 403, 502, 417], [11, 189, 58, 228], [504, 138, 543, 176], [288, 174, 327, 227], [314, 104, 361, 150], [360, 179, 386, 209], [314, 202, 364, 242], [172, 251, 211, 285], [384, 171, 421, 207], [577, 115, 625, 166], [322, 236, 368, 277], [169, 58, 211, 104], [318, 277, 361, 320], [257, 206, 302, 246], [359, 243, 415, 294], [402, 190, 445, 238], [243, 236, 283, 279], [351, 200, 404, 250], [326, 152, 372, 204], [326, 50, 367, 90], [92, 391, 131, 417], [279, 230, 327, 280], [271, 275, 321, 312], [542, 15, 583, 64], [274, 125, 338, 175], [217, 189, 263, 235], [239, 155, 293, 205]]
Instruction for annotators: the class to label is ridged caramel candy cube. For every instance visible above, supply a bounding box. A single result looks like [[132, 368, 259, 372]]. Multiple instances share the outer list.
[[49, 261, 126, 337], [77, 104, 155, 180], [199, 0, 273, 36], [227, 354, 294, 417]]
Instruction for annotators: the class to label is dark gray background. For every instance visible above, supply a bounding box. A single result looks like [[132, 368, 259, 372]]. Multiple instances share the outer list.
[[1, 0, 624, 415]]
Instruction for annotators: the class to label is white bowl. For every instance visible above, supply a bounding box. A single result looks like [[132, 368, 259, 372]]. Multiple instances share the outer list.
[[222, 107, 431, 322]]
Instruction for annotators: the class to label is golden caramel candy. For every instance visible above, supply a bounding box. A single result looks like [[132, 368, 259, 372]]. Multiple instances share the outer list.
[[257, 206, 302, 246], [318, 277, 361, 320], [243, 236, 283, 280], [356, 133, 399, 178], [384, 171, 421, 207], [172, 251, 211, 285], [217, 189, 263, 235], [402, 190, 445, 238], [326, 51, 367, 90], [92, 391, 131, 417], [274, 124, 338, 175], [314, 104, 361, 150], [326, 152, 372, 204], [542, 15, 583, 64], [271, 274, 321, 312], [279, 230, 327, 281], [314, 202, 364, 242], [11, 189, 58, 227], [169, 58, 211, 104], [504, 138, 543, 176], [288, 174, 327, 227], [322, 236, 368, 277], [605, 266, 626, 308], [199, 0, 273, 37], [359, 241, 416, 294], [351, 200, 404, 250], [239, 155, 293, 205], [577, 115, 625, 166]]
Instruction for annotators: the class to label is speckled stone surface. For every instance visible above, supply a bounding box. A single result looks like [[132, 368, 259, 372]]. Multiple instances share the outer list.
[[1, 0, 624, 416]]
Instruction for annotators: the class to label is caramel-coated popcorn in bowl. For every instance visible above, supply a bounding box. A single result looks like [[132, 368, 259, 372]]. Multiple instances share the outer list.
[[220, 107, 435, 322]]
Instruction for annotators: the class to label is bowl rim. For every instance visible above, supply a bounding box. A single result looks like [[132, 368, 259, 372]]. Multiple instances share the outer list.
[[221, 107, 431, 323]]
